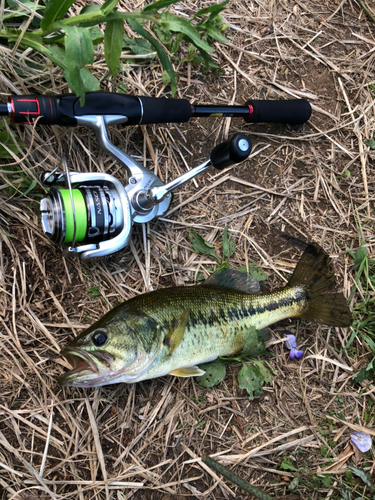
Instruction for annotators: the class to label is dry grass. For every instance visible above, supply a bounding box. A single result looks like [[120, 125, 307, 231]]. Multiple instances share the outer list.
[[0, 0, 375, 498]]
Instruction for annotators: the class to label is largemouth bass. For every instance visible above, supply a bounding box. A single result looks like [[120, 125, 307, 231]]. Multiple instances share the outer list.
[[58, 242, 351, 387]]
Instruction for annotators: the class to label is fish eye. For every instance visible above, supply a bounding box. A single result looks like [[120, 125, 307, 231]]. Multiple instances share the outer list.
[[92, 330, 108, 347]]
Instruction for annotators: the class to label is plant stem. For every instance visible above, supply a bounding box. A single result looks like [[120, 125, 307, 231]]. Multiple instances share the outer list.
[[357, 0, 375, 23], [202, 454, 274, 500], [34, 11, 158, 37]]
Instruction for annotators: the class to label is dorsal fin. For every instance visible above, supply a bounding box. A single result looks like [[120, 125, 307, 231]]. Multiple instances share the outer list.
[[203, 268, 260, 294]]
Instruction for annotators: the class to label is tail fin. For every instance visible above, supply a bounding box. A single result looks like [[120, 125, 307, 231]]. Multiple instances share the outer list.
[[288, 243, 352, 327]]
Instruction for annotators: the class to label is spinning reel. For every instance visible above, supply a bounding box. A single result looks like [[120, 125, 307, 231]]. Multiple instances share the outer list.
[[0, 93, 311, 259]]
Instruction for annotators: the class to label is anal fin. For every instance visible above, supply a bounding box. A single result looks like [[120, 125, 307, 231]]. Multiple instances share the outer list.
[[169, 366, 205, 377]]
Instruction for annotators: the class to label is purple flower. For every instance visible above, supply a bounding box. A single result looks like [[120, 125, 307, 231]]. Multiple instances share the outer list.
[[284, 334, 304, 360], [351, 431, 372, 453]]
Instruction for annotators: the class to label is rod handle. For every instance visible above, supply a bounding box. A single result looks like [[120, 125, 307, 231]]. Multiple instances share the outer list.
[[244, 99, 311, 124]]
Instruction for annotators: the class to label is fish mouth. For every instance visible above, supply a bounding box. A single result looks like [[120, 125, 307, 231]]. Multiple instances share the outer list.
[[58, 348, 114, 388]]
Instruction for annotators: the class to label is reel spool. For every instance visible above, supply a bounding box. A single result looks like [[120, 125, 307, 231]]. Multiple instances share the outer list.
[[40, 185, 123, 245]]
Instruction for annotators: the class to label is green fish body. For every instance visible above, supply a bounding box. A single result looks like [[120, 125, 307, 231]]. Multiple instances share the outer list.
[[58, 243, 351, 387]]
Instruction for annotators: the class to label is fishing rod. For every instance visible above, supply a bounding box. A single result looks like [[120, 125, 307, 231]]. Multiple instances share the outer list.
[[0, 93, 311, 260]]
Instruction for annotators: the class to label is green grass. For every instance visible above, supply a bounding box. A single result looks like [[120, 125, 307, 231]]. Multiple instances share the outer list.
[[346, 240, 375, 383]]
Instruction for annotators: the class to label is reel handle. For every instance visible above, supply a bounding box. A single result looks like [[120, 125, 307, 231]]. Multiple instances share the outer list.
[[145, 134, 251, 205]]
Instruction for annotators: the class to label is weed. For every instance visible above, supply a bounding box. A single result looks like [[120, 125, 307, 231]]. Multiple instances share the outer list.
[[87, 286, 101, 299], [0, 123, 38, 197], [345, 236, 375, 384], [189, 227, 267, 280], [0, 0, 229, 103]]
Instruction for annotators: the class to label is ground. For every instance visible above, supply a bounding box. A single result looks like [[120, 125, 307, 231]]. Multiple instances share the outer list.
[[0, 0, 374, 499]]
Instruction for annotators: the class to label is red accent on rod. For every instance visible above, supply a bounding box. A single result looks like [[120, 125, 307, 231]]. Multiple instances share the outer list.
[[48, 96, 53, 123], [9, 97, 15, 122], [247, 104, 254, 118]]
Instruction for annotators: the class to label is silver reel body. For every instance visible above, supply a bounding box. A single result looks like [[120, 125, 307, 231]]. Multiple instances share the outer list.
[[40, 115, 251, 259]]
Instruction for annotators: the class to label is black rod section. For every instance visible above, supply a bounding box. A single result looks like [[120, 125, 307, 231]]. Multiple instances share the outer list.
[[0, 103, 9, 115], [192, 105, 251, 118]]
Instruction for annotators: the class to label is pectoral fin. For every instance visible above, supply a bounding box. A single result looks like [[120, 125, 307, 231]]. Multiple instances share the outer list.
[[169, 366, 205, 377], [164, 309, 189, 355]]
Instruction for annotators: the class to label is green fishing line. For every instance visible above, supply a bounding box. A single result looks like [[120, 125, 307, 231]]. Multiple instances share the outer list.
[[59, 188, 87, 243]]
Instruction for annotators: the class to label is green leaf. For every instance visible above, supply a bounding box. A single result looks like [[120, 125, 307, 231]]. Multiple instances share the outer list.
[[243, 327, 266, 358], [238, 361, 272, 399], [340, 488, 352, 500], [2, 0, 45, 21], [64, 26, 94, 104], [364, 138, 375, 150], [104, 19, 124, 77], [196, 46, 220, 70], [64, 67, 100, 94], [65, 25, 94, 66], [16, 179, 37, 198], [289, 477, 299, 490], [251, 359, 273, 384], [2, 31, 68, 69], [222, 226, 236, 260], [128, 19, 177, 96], [196, 361, 226, 387], [354, 246, 367, 270], [320, 475, 332, 488], [79, 67, 101, 91], [122, 35, 155, 57], [349, 466, 374, 489], [192, 0, 229, 19], [280, 457, 297, 472], [0, 130, 24, 158], [246, 263, 268, 282], [363, 335, 375, 353], [100, 0, 121, 17], [80, 5, 102, 15], [189, 231, 220, 262], [87, 286, 101, 298], [142, 0, 180, 13], [88, 26, 104, 44], [41, 0, 76, 32], [197, 22, 228, 44], [159, 12, 214, 53], [161, 70, 171, 85]]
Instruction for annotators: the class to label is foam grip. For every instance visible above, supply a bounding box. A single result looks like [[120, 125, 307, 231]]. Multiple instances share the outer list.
[[244, 99, 311, 124], [139, 97, 192, 125]]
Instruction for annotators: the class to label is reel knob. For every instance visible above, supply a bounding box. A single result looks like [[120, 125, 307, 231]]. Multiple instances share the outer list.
[[210, 133, 252, 170]]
